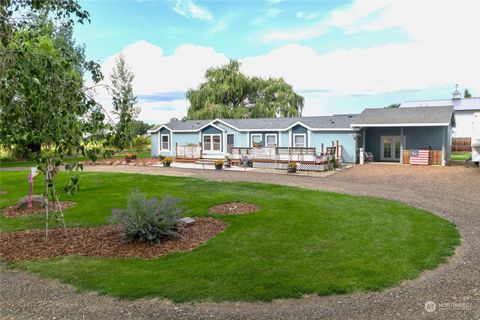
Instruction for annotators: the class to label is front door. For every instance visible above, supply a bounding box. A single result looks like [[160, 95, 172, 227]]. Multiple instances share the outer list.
[[380, 136, 401, 161], [226, 134, 235, 153]]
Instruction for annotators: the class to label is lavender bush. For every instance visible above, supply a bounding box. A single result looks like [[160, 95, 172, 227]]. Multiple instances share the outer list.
[[110, 189, 182, 243]]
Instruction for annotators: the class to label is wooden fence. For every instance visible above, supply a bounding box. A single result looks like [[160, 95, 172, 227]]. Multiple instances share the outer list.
[[402, 149, 442, 165], [452, 138, 471, 152]]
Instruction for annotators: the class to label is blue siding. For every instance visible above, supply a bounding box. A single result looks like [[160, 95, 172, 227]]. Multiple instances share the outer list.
[[365, 126, 447, 161], [365, 127, 401, 161], [215, 122, 249, 147], [172, 133, 199, 156], [150, 133, 159, 157], [310, 131, 357, 163], [404, 126, 444, 150], [280, 131, 289, 147], [291, 125, 308, 146]]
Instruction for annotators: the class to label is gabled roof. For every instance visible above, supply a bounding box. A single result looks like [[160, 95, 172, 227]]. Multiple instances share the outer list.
[[351, 106, 454, 127], [148, 114, 359, 133], [401, 97, 480, 111]]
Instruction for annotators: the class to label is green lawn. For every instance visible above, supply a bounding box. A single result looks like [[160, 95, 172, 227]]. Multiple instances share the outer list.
[[0, 171, 459, 302], [0, 150, 152, 168], [451, 151, 471, 161]]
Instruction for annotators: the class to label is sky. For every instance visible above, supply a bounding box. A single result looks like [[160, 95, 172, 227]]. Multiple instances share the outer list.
[[76, 0, 480, 124]]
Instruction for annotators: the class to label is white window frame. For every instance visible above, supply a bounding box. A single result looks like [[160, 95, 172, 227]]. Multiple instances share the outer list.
[[293, 133, 306, 147], [251, 134, 263, 147], [160, 134, 170, 151], [203, 134, 222, 152], [265, 134, 277, 147]]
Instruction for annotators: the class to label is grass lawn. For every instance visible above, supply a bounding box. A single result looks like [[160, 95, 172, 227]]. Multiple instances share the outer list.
[[451, 151, 472, 161], [0, 171, 459, 302], [0, 150, 152, 168]]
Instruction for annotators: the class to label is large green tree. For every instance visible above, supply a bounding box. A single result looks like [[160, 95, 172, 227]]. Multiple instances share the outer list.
[[0, 0, 102, 156], [110, 55, 139, 150], [186, 60, 304, 119]]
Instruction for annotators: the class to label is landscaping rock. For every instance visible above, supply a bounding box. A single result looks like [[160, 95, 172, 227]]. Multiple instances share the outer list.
[[179, 217, 196, 226], [17, 195, 47, 209]]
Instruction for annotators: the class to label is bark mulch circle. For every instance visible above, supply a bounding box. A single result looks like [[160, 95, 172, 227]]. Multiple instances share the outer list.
[[209, 202, 258, 215], [1, 201, 75, 217], [0, 217, 225, 261]]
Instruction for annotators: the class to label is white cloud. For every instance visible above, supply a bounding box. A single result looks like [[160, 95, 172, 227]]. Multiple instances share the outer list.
[[92, 41, 228, 124], [295, 11, 318, 21], [172, 0, 213, 22], [93, 1, 480, 123], [253, 8, 282, 25]]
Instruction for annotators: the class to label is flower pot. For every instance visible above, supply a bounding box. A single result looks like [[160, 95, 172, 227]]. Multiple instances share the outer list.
[[163, 162, 171, 167], [215, 164, 223, 170], [287, 167, 297, 173]]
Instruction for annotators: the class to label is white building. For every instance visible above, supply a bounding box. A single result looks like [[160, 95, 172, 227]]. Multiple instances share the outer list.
[[401, 87, 480, 139]]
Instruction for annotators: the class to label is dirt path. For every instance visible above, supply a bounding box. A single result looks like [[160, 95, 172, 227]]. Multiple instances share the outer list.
[[1, 164, 479, 319]]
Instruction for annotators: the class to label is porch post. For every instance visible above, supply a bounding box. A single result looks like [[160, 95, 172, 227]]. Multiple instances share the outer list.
[[400, 127, 404, 164], [442, 126, 446, 166], [362, 128, 366, 151]]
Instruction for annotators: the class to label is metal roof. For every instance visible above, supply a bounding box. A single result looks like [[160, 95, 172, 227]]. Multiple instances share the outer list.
[[351, 106, 454, 127], [149, 114, 359, 132], [401, 97, 480, 111]]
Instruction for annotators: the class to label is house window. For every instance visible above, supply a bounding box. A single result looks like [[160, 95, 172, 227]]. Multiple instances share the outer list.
[[293, 134, 306, 147], [203, 134, 221, 151], [251, 134, 263, 147], [161, 134, 170, 150], [265, 134, 277, 147]]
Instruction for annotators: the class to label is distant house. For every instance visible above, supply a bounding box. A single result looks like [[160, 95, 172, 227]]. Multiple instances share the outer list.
[[400, 87, 480, 139], [149, 105, 455, 166]]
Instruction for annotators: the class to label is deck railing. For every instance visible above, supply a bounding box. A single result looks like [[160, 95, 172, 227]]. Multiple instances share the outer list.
[[176, 144, 202, 160]]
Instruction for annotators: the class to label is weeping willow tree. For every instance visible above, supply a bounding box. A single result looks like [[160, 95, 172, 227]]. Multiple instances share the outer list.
[[186, 60, 304, 119]]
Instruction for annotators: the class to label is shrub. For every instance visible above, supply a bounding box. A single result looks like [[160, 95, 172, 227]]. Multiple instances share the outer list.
[[110, 189, 182, 243], [132, 136, 150, 150]]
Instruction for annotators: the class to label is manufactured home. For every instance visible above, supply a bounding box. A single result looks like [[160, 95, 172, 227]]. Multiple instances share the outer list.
[[149, 106, 455, 166]]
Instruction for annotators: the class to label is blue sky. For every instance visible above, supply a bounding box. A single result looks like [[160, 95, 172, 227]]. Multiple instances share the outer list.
[[77, 0, 480, 124]]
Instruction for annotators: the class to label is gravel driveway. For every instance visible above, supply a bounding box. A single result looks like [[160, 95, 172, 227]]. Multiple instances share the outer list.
[[1, 164, 479, 320]]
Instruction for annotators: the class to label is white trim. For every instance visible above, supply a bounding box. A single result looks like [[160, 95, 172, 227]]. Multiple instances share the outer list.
[[284, 121, 313, 131], [160, 134, 171, 152], [351, 123, 449, 127], [278, 131, 282, 147], [203, 134, 222, 152], [293, 133, 306, 147], [288, 129, 292, 147], [147, 124, 173, 134], [265, 133, 277, 147], [198, 122, 226, 132], [250, 134, 263, 147]]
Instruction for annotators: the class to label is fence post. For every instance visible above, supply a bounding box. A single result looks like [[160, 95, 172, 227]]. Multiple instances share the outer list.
[[175, 143, 178, 159], [321, 143, 324, 154]]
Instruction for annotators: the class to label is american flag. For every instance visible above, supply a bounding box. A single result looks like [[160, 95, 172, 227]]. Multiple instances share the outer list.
[[410, 149, 429, 165]]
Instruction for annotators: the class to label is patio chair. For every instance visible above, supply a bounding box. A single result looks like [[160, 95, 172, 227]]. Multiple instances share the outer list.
[[364, 152, 374, 162]]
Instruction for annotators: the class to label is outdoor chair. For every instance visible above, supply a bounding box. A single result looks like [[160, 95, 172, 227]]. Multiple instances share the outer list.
[[364, 152, 374, 162]]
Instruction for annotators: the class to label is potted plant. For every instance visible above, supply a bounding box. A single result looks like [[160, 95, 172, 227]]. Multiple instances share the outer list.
[[214, 159, 224, 170], [162, 157, 173, 167], [125, 152, 137, 162], [287, 161, 297, 173]]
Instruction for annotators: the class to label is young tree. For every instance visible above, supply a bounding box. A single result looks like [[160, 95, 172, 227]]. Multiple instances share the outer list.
[[110, 55, 139, 150], [186, 60, 304, 119], [464, 89, 472, 98]]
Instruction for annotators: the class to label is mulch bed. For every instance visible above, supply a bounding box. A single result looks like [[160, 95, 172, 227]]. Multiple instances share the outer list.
[[209, 202, 258, 215], [1, 201, 75, 217], [0, 218, 225, 261]]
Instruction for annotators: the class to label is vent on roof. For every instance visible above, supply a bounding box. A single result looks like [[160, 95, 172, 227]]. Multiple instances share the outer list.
[[348, 115, 353, 118]]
